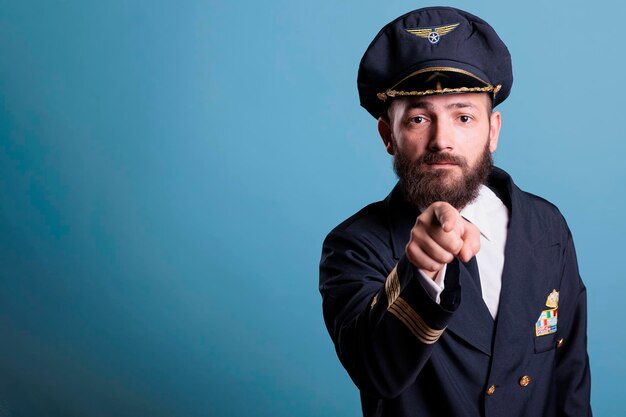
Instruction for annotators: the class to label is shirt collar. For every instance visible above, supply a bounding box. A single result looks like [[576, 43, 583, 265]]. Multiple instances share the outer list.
[[460, 185, 503, 242]]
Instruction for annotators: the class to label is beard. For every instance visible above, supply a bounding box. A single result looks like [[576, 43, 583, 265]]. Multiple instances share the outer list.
[[393, 142, 493, 210]]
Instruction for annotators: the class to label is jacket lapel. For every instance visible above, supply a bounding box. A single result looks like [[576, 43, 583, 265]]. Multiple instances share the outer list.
[[487, 169, 558, 378], [386, 183, 495, 356]]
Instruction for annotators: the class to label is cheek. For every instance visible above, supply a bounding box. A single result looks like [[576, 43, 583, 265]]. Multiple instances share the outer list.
[[463, 139, 490, 165], [393, 131, 426, 156], [397, 141, 427, 161]]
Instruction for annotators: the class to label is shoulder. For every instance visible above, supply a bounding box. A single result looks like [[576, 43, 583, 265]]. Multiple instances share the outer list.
[[518, 188, 564, 220], [323, 198, 392, 253], [501, 169, 571, 241], [331, 199, 387, 235]]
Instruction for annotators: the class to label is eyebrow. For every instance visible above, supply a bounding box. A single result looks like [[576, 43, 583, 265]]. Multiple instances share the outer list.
[[446, 102, 477, 110]]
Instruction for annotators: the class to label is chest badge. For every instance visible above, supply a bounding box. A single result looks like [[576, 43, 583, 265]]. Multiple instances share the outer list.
[[536, 308, 558, 336], [546, 289, 559, 308], [536, 290, 560, 336]]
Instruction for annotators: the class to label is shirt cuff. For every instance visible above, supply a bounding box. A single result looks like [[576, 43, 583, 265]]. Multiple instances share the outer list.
[[417, 265, 447, 304]]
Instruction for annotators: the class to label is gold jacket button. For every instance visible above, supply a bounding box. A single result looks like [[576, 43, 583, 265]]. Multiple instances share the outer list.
[[486, 385, 496, 395], [519, 375, 532, 387], [556, 338, 565, 348]]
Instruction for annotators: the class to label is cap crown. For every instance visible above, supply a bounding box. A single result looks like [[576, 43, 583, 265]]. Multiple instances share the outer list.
[[358, 7, 513, 119]]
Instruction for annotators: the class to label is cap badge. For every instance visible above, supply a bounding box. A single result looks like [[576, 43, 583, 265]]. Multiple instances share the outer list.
[[406, 23, 460, 44]]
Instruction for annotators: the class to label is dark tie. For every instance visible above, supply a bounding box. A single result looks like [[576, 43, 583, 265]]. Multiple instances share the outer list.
[[463, 256, 482, 293]]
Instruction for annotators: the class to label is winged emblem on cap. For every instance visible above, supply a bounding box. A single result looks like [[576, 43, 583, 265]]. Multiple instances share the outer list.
[[406, 23, 460, 44]]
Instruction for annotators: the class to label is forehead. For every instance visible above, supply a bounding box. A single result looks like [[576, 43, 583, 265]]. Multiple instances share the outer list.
[[389, 92, 491, 114]]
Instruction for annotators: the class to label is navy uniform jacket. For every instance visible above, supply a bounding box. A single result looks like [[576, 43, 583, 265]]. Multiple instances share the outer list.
[[319, 168, 591, 417]]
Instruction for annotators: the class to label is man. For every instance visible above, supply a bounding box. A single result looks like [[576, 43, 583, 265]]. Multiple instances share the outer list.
[[319, 7, 591, 417]]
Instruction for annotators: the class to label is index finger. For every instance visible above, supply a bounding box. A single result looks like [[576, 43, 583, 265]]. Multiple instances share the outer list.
[[458, 220, 481, 261]]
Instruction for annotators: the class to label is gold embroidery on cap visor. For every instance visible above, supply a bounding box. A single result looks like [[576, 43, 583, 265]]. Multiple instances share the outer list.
[[376, 66, 502, 102]]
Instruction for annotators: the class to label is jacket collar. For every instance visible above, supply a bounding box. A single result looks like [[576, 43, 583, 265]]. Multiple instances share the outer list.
[[385, 167, 514, 260], [384, 182, 421, 261]]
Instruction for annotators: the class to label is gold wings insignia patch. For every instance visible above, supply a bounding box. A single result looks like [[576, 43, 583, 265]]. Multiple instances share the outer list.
[[406, 23, 460, 44]]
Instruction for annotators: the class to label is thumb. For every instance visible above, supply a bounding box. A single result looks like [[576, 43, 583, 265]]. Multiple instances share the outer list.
[[432, 202, 461, 233]]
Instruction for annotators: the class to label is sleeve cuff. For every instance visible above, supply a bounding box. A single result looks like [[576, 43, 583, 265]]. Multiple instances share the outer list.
[[417, 266, 447, 304]]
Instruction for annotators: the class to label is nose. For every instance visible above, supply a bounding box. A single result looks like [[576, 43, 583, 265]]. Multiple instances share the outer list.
[[428, 117, 454, 152]]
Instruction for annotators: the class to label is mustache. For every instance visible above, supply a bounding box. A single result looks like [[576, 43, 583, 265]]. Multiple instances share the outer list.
[[417, 152, 468, 166]]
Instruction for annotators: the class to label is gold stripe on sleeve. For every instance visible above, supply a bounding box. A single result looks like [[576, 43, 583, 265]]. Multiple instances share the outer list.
[[385, 265, 401, 307], [388, 296, 445, 344], [370, 294, 379, 310]]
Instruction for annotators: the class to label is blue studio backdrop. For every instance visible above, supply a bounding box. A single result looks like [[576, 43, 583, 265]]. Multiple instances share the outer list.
[[0, 1, 624, 416]]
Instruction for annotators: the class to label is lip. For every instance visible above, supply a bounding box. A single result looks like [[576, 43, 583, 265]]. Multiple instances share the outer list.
[[427, 162, 458, 167]]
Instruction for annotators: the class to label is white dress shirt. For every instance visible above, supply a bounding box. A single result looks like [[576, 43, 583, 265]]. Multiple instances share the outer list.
[[417, 185, 509, 318]]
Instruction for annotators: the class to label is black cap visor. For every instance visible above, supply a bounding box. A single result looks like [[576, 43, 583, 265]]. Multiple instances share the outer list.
[[376, 61, 501, 102]]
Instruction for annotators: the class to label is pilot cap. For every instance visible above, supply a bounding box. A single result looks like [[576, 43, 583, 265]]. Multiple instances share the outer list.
[[358, 6, 513, 119]]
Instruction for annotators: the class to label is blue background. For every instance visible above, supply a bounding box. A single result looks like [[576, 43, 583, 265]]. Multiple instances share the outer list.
[[0, 1, 623, 416]]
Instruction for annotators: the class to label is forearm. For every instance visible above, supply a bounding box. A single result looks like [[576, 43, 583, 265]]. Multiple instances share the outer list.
[[320, 232, 460, 398]]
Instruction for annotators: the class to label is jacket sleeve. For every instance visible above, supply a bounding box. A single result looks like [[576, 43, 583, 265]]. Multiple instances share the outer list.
[[319, 228, 461, 399], [555, 229, 592, 416]]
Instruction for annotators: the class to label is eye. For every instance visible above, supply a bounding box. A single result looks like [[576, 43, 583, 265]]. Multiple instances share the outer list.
[[459, 115, 472, 123], [409, 116, 426, 124]]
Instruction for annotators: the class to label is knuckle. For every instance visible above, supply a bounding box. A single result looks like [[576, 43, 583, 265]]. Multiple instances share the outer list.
[[442, 252, 455, 264], [453, 239, 464, 254], [415, 216, 428, 228], [426, 261, 443, 273], [405, 242, 420, 260]]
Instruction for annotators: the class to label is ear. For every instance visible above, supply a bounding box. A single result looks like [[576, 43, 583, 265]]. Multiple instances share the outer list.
[[488, 111, 502, 153], [377, 117, 395, 155]]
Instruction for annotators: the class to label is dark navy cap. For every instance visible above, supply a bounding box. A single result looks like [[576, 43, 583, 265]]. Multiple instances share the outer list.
[[358, 7, 513, 119]]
